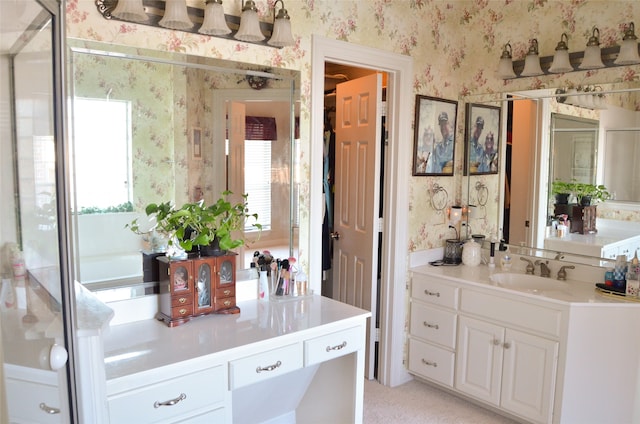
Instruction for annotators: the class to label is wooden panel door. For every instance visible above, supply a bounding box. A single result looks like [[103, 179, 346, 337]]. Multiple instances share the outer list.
[[332, 73, 382, 379]]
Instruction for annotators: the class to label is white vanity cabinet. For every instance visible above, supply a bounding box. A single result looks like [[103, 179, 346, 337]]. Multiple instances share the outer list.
[[100, 296, 369, 424], [410, 265, 640, 424]]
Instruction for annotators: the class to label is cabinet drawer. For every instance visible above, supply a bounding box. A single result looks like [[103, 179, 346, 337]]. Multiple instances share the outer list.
[[460, 289, 563, 337], [6, 377, 62, 423], [304, 325, 364, 366], [408, 338, 455, 387], [411, 274, 459, 309], [108, 365, 225, 423], [410, 303, 457, 349], [171, 294, 192, 307], [229, 343, 302, 390]]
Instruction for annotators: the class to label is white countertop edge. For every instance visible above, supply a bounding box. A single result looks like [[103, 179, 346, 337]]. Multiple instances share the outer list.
[[410, 261, 640, 306]]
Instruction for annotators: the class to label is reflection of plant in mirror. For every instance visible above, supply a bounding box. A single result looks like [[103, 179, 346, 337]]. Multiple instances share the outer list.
[[572, 182, 611, 205], [551, 180, 611, 205], [127, 191, 261, 253]]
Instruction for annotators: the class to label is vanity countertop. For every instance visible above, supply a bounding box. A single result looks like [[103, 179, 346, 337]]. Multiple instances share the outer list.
[[102, 295, 370, 381], [411, 262, 639, 306]]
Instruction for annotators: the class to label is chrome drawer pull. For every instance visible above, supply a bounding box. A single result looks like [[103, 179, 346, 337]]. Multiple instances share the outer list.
[[422, 321, 439, 330], [503, 342, 511, 349], [39, 403, 60, 415], [424, 290, 440, 297], [256, 360, 282, 373], [154, 393, 186, 408], [492, 339, 501, 346], [421, 359, 437, 367], [326, 341, 347, 352]]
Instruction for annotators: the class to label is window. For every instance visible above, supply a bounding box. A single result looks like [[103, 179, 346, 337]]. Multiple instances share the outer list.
[[72, 98, 132, 211]]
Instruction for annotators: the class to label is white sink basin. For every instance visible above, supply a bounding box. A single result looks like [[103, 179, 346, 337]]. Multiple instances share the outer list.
[[490, 272, 569, 294]]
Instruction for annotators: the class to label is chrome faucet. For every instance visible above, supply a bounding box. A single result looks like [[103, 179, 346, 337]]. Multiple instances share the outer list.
[[557, 265, 575, 281], [520, 257, 535, 275], [535, 260, 551, 278]]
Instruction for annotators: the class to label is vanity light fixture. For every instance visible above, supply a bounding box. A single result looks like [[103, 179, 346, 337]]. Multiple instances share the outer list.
[[267, 0, 295, 47], [97, 0, 294, 48], [578, 27, 604, 69], [549, 33, 573, 73], [614, 22, 640, 65], [520, 39, 544, 76], [234, 0, 265, 42], [111, 0, 147, 23], [199, 0, 231, 35], [158, 0, 193, 30], [497, 43, 517, 79]]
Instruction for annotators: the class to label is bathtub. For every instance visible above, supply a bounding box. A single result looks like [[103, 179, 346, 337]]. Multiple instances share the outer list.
[[79, 253, 143, 285]]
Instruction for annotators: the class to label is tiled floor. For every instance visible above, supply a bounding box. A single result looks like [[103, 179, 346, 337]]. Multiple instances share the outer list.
[[363, 378, 519, 424]]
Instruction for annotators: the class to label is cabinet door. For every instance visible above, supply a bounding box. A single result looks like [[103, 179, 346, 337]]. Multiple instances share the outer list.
[[500, 328, 558, 424], [455, 316, 503, 405], [193, 258, 214, 314], [215, 255, 235, 289]]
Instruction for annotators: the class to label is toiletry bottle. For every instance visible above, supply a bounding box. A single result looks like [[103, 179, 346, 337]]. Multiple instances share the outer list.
[[501, 255, 512, 271]]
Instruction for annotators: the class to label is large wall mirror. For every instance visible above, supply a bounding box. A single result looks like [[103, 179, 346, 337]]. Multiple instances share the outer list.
[[67, 40, 300, 294], [462, 81, 640, 264]]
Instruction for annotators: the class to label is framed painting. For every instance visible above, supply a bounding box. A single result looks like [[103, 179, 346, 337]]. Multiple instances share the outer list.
[[464, 103, 501, 175], [412, 95, 458, 176]]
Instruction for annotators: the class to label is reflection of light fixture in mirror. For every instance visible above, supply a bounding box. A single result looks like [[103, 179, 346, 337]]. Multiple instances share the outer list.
[[111, 0, 148, 22], [549, 33, 573, 73], [614, 22, 640, 65], [199, 0, 231, 35], [158, 0, 193, 30], [497, 43, 516, 79], [521, 39, 543, 76], [579, 27, 604, 69], [235, 0, 265, 42], [268, 0, 295, 47], [449, 205, 462, 226]]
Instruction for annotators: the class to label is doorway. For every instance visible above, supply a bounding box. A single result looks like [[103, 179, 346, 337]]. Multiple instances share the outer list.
[[311, 36, 413, 387]]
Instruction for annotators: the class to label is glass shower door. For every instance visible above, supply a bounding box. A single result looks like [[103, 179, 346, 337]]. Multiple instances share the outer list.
[[1, 0, 76, 422]]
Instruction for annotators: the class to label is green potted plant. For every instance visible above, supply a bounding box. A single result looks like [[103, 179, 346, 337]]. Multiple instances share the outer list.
[[572, 182, 611, 206], [127, 191, 261, 257], [551, 180, 574, 205]]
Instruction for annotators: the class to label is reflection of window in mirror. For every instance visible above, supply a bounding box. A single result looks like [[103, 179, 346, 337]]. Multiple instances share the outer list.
[[245, 138, 272, 231], [73, 98, 132, 210]]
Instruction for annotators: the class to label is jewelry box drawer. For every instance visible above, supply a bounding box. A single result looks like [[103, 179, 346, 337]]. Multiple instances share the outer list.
[[304, 326, 364, 366], [229, 343, 303, 390], [171, 294, 192, 307], [215, 286, 235, 298], [171, 304, 193, 318]]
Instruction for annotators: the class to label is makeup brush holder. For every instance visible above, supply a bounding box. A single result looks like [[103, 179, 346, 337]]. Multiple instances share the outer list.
[[443, 239, 463, 264]]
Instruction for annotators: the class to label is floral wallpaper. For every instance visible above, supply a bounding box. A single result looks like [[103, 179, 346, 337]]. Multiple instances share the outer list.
[[66, 0, 640, 270]]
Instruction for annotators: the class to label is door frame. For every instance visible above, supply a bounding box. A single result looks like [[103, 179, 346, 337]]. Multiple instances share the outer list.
[[310, 35, 413, 387]]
